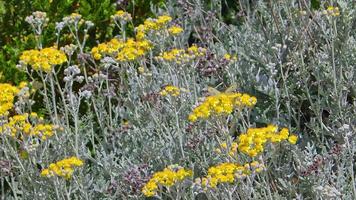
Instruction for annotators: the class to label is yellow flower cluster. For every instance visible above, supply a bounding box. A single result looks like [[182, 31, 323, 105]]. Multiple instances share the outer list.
[[40, 157, 84, 179], [91, 38, 151, 61], [136, 15, 172, 40], [323, 6, 340, 16], [237, 125, 298, 157], [0, 83, 21, 115], [111, 10, 132, 22], [223, 53, 238, 61], [188, 92, 257, 122], [159, 85, 184, 97], [0, 113, 57, 140], [156, 48, 184, 61], [20, 47, 67, 72], [93, 14, 182, 62], [194, 161, 265, 189], [142, 165, 193, 197], [155, 45, 206, 64], [168, 25, 183, 35]]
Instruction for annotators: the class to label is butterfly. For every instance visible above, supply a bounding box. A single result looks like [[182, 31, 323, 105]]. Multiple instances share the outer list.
[[206, 82, 240, 137], [207, 82, 238, 96], [31, 80, 43, 90]]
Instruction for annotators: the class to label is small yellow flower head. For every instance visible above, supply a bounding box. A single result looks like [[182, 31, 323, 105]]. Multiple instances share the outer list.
[[134, 14, 173, 40], [279, 128, 289, 140], [156, 49, 184, 61], [156, 45, 206, 64], [142, 165, 192, 197], [288, 134, 298, 144], [30, 112, 38, 118], [220, 142, 227, 149], [250, 161, 259, 168], [111, 10, 132, 22], [159, 85, 183, 97], [214, 148, 222, 154], [156, 15, 172, 26], [41, 157, 84, 179], [255, 166, 265, 173], [20, 47, 67, 73], [224, 54, 231, 60], [168, 25, 183, 35], [187, 44, 206, 56], [325, 6, 340, 16], [40, 168, 51, 177], [18, 81, 28, 89], [224, 53, 238, 61]]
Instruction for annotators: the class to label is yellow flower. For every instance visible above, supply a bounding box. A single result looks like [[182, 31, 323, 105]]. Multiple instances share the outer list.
[[223, 53, 237, 61], [159, 85, 184, 97], [142, 181, 158, 197], [236, 125, 296, 157], [142, 165, 192, 197], [41, 157, 84, 179], [220, 142, 227, 149], [326, 6, 340, 16], [188, 114, 198, 122], [156, 45, 206, 64], [195, 161, 264, 189], [0, 83, 20, 115], [91, 38, 151, 61], [111, 10, 132, 21], [168, 26, 183, 35], [188, 92, 257, 122], [20, 47, 67, 72], [40, 169, 51, 177], [0, 112, 57, 140], [255, 167, 264, 173], [288, 134, 298, 144], [156, 15, 172, 26], [279, 128, 289, 140], [134, 14, 173, 40]]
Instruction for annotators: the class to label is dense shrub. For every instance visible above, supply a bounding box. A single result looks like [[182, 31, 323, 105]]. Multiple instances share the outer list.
[[0, 0, 355, 199]]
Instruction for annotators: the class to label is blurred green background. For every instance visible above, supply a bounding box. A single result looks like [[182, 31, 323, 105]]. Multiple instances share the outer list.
[[0, 0, 165, 84]]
